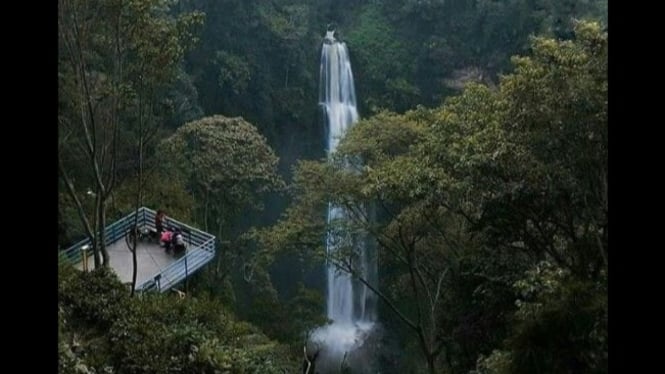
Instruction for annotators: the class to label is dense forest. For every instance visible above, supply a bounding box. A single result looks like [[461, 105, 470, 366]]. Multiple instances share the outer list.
[[58, 0, 607, 373]]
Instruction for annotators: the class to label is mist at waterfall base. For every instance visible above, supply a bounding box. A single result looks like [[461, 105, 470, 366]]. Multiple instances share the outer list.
[[307, 30, 380, 373]]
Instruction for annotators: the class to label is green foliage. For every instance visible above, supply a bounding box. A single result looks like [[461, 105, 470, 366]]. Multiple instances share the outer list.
[[467, 22, 606, 374], [285, 284, 328, 339], [477, 21, 608, 277], [192, 338, 295, 373], [109, 295, 230, 373], [258, 2, 309, 42], [337, 109, 428, 165], [474, 350, 513, 374], [179, 0, 323, 158], [59, 191, 87, 248], [259, 96, 478, 373], [505, 263, 607, 373], [161, 114, 284, 236], [541, 0, 607, 38], [59, 0, 608, 370], [58, 266, 130, 329], [215, 51, 252, 95], [260, 20, 607, 373], [58, 266, 298, 373], [58, 0, 204, 255], [345, 4, 419, 113], [231, 263, 327, 350], [109, 170, 196, 224], [159, 115, 293, 352]]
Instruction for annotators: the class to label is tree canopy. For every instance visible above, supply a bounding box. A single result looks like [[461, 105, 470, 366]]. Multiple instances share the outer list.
[[58, 1, 607, 372], [255, 20, 607, 373]]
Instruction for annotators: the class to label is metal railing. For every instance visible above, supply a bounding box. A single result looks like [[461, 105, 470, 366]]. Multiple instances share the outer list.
[[137, 245, 215, 292], [60, 209, 141, 265], [61, 207, 217, 292]]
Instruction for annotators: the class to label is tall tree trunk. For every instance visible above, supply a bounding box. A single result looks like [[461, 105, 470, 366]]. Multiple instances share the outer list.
[[426, 354, 436, 374], [131, 75, 147, 296], [59, 158, 97, 268], [93, 194, 102, 268], [99, 199, 110, 267]]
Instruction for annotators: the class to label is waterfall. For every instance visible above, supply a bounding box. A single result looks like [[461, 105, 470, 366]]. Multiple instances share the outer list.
[[310, 30, 377, 369], [320, 30, 359, 156]]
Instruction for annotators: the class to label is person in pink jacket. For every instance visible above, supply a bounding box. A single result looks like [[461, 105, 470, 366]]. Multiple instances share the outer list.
[[160, 230, 173, 250]]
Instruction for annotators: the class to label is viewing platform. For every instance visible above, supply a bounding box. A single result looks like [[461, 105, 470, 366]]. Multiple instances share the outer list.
[[60, 207, 216, 293]]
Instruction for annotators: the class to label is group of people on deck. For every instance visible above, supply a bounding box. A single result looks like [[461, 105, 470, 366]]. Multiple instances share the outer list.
[[154, 210, 186, 255]]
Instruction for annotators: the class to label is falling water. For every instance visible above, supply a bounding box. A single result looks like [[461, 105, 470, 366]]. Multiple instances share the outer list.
[[309, 29, 377, 370]]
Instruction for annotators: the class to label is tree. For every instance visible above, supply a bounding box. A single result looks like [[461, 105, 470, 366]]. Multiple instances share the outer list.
[[256, 20, 607, 373], [344, 4, 419, 113], [58, 0, 203, 268], [470, 20, 608, 278], [256, 108, 469, 373], [467, 21, 607, 373], [58, 263, 300, 373], [59, 0, 121, 267], [160, 115, 285, 282], [418, 20, 607, 373]]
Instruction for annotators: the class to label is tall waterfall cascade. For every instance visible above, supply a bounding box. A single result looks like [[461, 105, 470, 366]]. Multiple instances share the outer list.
[[310, 29, 378, 365]]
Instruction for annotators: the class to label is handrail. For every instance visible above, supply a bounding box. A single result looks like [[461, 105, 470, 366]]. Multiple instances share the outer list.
[[136, 238, 215, 292], [62, 208, 214, 256], [61, 207, 215, 292]]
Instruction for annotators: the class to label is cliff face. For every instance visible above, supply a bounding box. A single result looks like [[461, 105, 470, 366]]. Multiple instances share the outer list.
[[444, 67, 496, 91]]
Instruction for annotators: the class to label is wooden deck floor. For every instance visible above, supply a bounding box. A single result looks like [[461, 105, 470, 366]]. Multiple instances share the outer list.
[[76, 238, 178, 286]]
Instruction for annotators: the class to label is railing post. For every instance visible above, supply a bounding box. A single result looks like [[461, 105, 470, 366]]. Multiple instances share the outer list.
[[185, 228, 191, 293], [81, 244, 90, 272], [184, 249, 188, 294]]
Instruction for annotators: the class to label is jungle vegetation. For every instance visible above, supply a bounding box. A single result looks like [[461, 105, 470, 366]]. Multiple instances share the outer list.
[[58, 0, 607, 372]]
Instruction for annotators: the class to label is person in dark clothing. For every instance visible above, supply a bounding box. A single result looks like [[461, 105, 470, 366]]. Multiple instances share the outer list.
[[155, 210, 166, 234], [171, 227, 186, 255]]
